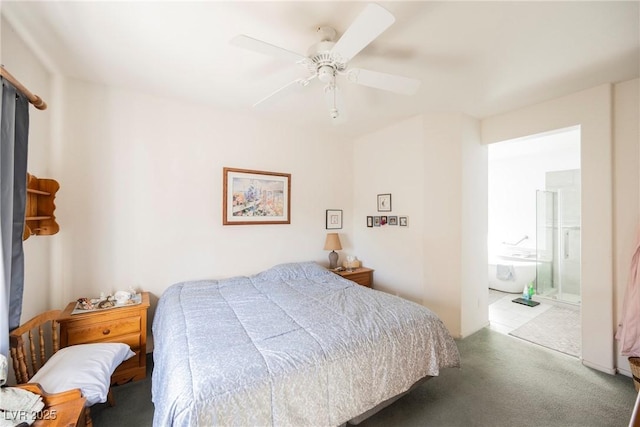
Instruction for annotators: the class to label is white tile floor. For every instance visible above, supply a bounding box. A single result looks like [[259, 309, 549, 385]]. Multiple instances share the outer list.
[[488, 289, 553, 335]]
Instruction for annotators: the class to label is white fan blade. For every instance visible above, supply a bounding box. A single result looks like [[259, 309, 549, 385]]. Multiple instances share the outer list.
[[230, 35, 307, 63], [323, 84, 347, 124], [348, 68, 421, 95], [331, 3, 395, 63], [253, 77, 315, 109]]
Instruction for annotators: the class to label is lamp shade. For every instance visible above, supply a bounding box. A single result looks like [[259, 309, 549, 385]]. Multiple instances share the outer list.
[[323, 233, 342, 251]]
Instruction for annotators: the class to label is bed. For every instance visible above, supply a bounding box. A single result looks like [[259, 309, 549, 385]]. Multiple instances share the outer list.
[[152, 261, 460, 426]]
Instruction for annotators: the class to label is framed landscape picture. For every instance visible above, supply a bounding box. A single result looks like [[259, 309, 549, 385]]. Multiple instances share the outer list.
[[223, 167, 291, 225]]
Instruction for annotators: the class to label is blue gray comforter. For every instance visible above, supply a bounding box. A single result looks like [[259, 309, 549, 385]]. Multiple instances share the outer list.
[[152, 262, 460, 426]]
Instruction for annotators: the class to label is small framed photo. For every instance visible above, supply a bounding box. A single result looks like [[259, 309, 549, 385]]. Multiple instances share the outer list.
[[377, 194, 392, 212], [326, 209, 343, 229], [366, 216, 373, 227], [389, 216, 398, 226], [373, 216, 381, 227], [399, 216, 408, 227], [380, 216, 388, 226]]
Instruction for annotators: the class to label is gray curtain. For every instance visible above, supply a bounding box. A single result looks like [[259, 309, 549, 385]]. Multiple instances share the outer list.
[[0, 78, 29, 356]]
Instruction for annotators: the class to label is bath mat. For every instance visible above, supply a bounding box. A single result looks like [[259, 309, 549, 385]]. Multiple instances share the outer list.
[[512, 297, 540, 307], [509, 305, 580, 357]]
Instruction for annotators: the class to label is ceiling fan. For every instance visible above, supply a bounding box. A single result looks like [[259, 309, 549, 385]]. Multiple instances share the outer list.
[[230, 3, 421, 123]]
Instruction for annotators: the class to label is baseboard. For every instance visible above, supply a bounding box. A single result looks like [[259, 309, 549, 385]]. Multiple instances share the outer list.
[[618, 367, 632, 377], [459, 322, 490, 339], [582, 359, 616, 375]]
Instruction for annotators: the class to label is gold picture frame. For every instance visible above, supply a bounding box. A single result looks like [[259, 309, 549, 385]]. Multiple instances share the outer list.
[[223, 167, 291, 225]]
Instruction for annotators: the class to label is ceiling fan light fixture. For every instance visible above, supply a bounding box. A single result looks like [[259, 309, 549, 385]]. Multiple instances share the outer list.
[[317, 65, 335, 83]]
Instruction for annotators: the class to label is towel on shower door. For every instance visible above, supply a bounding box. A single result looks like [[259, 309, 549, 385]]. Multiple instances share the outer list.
[[496, 264, 515, 281]]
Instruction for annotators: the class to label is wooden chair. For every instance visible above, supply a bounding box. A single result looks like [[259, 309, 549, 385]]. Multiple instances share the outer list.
[[15, 383, 87, 427], [9, 310, 115, 427], [9, 310, 61, 384]]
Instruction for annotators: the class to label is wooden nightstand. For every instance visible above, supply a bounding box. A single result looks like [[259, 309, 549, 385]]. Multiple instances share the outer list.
[[334, 267, 374, 288], [57, 292, 150, 385]]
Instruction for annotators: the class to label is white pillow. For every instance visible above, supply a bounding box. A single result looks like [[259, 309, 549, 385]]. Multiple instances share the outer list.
[[29, 343, 135, 406]]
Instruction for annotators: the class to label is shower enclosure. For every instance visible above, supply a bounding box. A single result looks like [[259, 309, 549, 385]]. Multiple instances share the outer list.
[[535, 169, 581, 304]]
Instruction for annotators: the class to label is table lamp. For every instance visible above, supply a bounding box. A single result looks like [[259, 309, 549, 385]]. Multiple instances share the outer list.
[[324, 233, 342, 269]]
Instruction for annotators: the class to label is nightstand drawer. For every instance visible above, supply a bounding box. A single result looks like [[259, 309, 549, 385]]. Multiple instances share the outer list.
[[344, 271, 371, 287], [95, 332, 142, 350], [333, 267, 374, 288], [65, 316, 141, 344]]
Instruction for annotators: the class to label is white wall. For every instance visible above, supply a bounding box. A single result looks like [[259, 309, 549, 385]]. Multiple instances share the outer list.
[[482, 84, 615, 373], [353, 113, 488, 338], [460, 115, 488, 337], [612, 78, 640, 376], [352, 116, 425, 303], [422, 114, 464, 335], [422, 113, 488, 338]]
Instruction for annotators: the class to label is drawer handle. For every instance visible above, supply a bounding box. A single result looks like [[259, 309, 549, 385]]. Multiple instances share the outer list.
[[102, 329, 111, 335]]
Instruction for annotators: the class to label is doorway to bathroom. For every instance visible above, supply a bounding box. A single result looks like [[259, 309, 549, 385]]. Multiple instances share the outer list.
[[487, 126, 581, 357]]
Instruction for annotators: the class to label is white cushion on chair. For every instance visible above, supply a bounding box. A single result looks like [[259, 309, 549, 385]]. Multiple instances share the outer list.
[[29, 343, 135, 406]]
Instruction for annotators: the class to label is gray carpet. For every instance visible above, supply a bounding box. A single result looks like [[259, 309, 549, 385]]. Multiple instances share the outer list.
[[359, 328, 635, 427], [92, 328, 636, 427], [509, 304, 581, 357]]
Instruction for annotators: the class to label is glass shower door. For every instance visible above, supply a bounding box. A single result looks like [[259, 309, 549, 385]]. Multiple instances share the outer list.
[[557, 184, 581, 303], [536, 190, 555, 297], [535, 186, 581, 304]]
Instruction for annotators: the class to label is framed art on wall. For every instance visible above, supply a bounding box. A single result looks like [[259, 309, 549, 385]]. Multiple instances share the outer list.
[[377, 194, 392, 212], [326, 209, 343, 229], [223, 167, 291, 225], [367, 216, 373, 227]]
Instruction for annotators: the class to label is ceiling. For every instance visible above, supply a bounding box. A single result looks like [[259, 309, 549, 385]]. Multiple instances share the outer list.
[[2, 1, 639, 138]]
